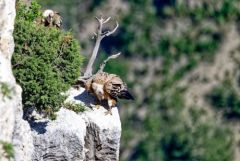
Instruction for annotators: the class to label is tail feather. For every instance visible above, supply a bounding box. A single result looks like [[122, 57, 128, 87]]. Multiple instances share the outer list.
[[118, 90, 134, 100]]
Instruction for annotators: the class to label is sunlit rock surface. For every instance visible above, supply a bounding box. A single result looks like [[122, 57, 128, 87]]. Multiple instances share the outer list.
[[0, 0, 33, 161], [31, 87, 121, 161]]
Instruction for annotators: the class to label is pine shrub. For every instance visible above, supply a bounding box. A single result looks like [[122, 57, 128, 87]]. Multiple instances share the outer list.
[[12, 1, 83, 113]]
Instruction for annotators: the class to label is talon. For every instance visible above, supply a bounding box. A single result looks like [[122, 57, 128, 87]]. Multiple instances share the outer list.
[[90, 103, 95, 109], [95, 105, 101, 109], [104, 110, 112, 115], [90, 103, 101, 109]]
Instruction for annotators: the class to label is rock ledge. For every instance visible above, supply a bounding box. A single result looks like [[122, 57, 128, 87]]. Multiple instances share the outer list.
[[31, 87, 121, 161]]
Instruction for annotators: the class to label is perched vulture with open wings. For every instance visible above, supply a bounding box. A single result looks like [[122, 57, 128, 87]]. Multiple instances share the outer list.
[[85, 72, 134, 115]]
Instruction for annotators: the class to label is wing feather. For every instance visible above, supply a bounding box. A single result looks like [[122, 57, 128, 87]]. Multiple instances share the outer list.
[[104, 75, 128, 99], [90, 72, 134, 100]]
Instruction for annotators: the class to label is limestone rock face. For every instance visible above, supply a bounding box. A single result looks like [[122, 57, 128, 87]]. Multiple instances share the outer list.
[[12, 93, 34, 161], [31, 108, 86, 161], [0, 0, 33, 161], [31, 87, 121, 161]]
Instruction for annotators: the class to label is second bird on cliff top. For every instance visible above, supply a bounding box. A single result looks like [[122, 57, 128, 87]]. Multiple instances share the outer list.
[[42, 9, 62, 28]]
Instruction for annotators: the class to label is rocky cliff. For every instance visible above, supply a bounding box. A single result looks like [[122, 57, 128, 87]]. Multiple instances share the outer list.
[[31, 87, 121, 161], [0, 0, 33, 160], [0, 1, 121, 161]]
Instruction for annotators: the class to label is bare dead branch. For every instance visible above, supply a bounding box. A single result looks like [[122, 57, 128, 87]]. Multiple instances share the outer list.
[[84, 16, 103, 77], [95, 16, 102, 23], [77, 52, 121, 88], [83, 16, 119, 78], [75, 74, 93, 89], [103, 17, 111, 24], [98, 52, 121, 73], [101, 21, 119, 39]]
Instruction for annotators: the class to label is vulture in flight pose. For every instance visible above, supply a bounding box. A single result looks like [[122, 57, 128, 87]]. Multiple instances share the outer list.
[[85, 72, 134, 115]]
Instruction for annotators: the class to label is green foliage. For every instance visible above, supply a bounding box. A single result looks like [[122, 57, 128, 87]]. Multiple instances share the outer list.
[[104, 59, 129, 79], [0, 141, 14, 159], [115, 3, 238, 160], [88, 0, 107, 11], [111, 0, 223, 61], [121, 85, 234, 161], [130, 108, 233, 161], [170, 0, 240, 23], [0, 82, 13, 100], [207, 83, 240, 117], [12, 1, 83, 113], [16, 0, 41, 21], [63, 102, 86, 113], [95, 53, 129, 79]]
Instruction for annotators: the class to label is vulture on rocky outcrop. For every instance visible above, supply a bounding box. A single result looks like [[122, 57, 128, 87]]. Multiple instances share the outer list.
[[85, 72, 134, 115]]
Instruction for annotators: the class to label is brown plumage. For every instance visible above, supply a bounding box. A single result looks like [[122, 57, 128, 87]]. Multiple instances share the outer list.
[[42, 9, 62, 28], [85, 72, 134, 115]]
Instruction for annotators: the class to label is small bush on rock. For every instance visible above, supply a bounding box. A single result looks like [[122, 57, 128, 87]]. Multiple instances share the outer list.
[[63, 102, 86, 113], [0, 141, 14, 159], [12, 1, 83, 113]]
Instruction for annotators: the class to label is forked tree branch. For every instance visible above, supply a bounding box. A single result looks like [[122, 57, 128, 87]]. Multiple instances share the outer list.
[[75, 16, 120, 88], [76, 52, 121, 88], [98, 52, 121, 73], [83, 16, 119, 78]]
